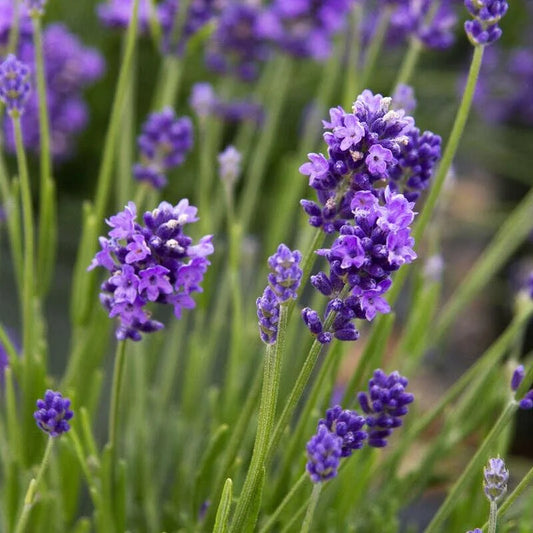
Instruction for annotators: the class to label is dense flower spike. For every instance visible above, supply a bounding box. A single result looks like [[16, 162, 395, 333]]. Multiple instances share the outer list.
[[89, 200, 213, 341], [358, 369, 414, 447], [306, 425, 342, 483], [218, 145, 242, 187], [132, 108, 193, 189], [511, 364, 525, 391], [318, 405, 367, 457], [303, 187, 416, 342], [483, 457, 509, 502], [300, 90, 441, 233], [205, 3, 270, 81], [1, 14, 105, 158], [259, 0, 353, 61], [256, 286, 280, 345], [464, 0, 508, 46], [267, 244, 302, 303], [34, 390, 74, 437], [0, 55, 31, 116]]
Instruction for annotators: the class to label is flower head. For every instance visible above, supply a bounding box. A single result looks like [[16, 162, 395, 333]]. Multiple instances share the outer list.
[[357, 369, 414, 447], [90, 200, 213, 341], [24, 0, 47, 16], [133, 108, 194, 189], [318, 405, 367, 457], [218, 145, 242, 187], [483, 457, 509, 502], [267, 244, 302, 303], [34, 390, 73, 437], [0, 54, 31, 116], [464, 0, 508, 46], [256, 286, 280, 345], [306, 425, 342, 483]]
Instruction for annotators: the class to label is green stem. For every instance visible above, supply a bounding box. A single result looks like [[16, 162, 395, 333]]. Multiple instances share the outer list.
[[108, 340, 127, 455], [230, 304, 289, 533], [488, 500, 498, 533], [357, 8, 391, 93], [259, 473, 308, 533], [32, 15, 55, 297], [14, 437, 54, 533], [342, 3, 363, 109], [157, 56, 183, 109], [13, 117, 35, 362], [393, 37, 422, 89], [300, 483, 322, 533], [6, 0, 20, 54], [93, 0, 140, 225], [424, 402, 517, 533]]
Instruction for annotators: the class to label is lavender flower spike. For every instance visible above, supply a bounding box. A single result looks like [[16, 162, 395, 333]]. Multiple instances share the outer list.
[[483, 457, 509, 503], [358, 369, 414, 447], [0, 55, 31, 117], [267, 244, 303, 303], [306, 425, 342, 483], [256, 286, 280, 345], [511, 364, 525, 391], [34, 390, 74, 437], [318, 405, 367, 457], [25, 0, 47, 17], [464, 0, 509, 46], [218, 146, 242, 187]]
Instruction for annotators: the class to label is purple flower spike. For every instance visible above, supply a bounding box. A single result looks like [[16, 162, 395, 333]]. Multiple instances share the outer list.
[[90, 200, 213, 341], [218, 146, 242, 187], [0, 55, 31, 117], [483, 457, 509, 502], [464, 0, 508, 46], [133, 108, 194, 189], [358, 369, 414, 447], [319, 405, 368, 457], [34, 390, 73, 437], [267, 244, 303, 303], [306, 425, 342, 483], [256, 287, 280, 345]]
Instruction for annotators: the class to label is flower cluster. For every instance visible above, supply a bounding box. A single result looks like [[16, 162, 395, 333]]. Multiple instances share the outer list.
[[511, 364, 533, 410], [189, 82, 263, 124], [389, 0, 458, 50], [34, 390, 73, 437], [464, 0, 508, 46], [259, 0, 353, 61], [257, 244, 302, 344], [89, 200, 213, 341], [0, 54, 31, 116], [24, 0, 47, 17], [306, 373, 412, 482], [205, 3, 270, 81], [218, 145, 242, 187], [483, 457, 509, 502], [299, 90, 441, 233], [1, 9, 105, 158], [302, 187, 416, 343], [357, 369, 414, 447], [132, 108, 194, 189]]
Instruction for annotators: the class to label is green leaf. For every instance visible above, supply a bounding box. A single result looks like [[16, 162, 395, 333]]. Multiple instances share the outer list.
[[213, 478, 233, 533]]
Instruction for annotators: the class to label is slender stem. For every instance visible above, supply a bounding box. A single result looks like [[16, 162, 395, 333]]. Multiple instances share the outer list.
[[31, 15, 56, 297], [488, 501, 498, 533], [108, 340, 127, 453], [259, 473, 308, 533], [7, 0, 20, 54], [230, 304, 289, 533], [342, 3, 363, 109], [393, 37, 422, 89], [300, 483, 322, 533], [14, 437, 54, 533], [93, 0, 140, 225], [357, 8, 391, 93], [424, 402, 517, 533]]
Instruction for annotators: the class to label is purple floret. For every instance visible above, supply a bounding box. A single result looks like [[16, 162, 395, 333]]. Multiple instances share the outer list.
[[34, 390, 74, 437], [318, 405, 367, 457]]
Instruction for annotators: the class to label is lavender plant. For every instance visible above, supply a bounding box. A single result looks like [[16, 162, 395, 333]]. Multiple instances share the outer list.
[[2, 0, 533, 532]]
